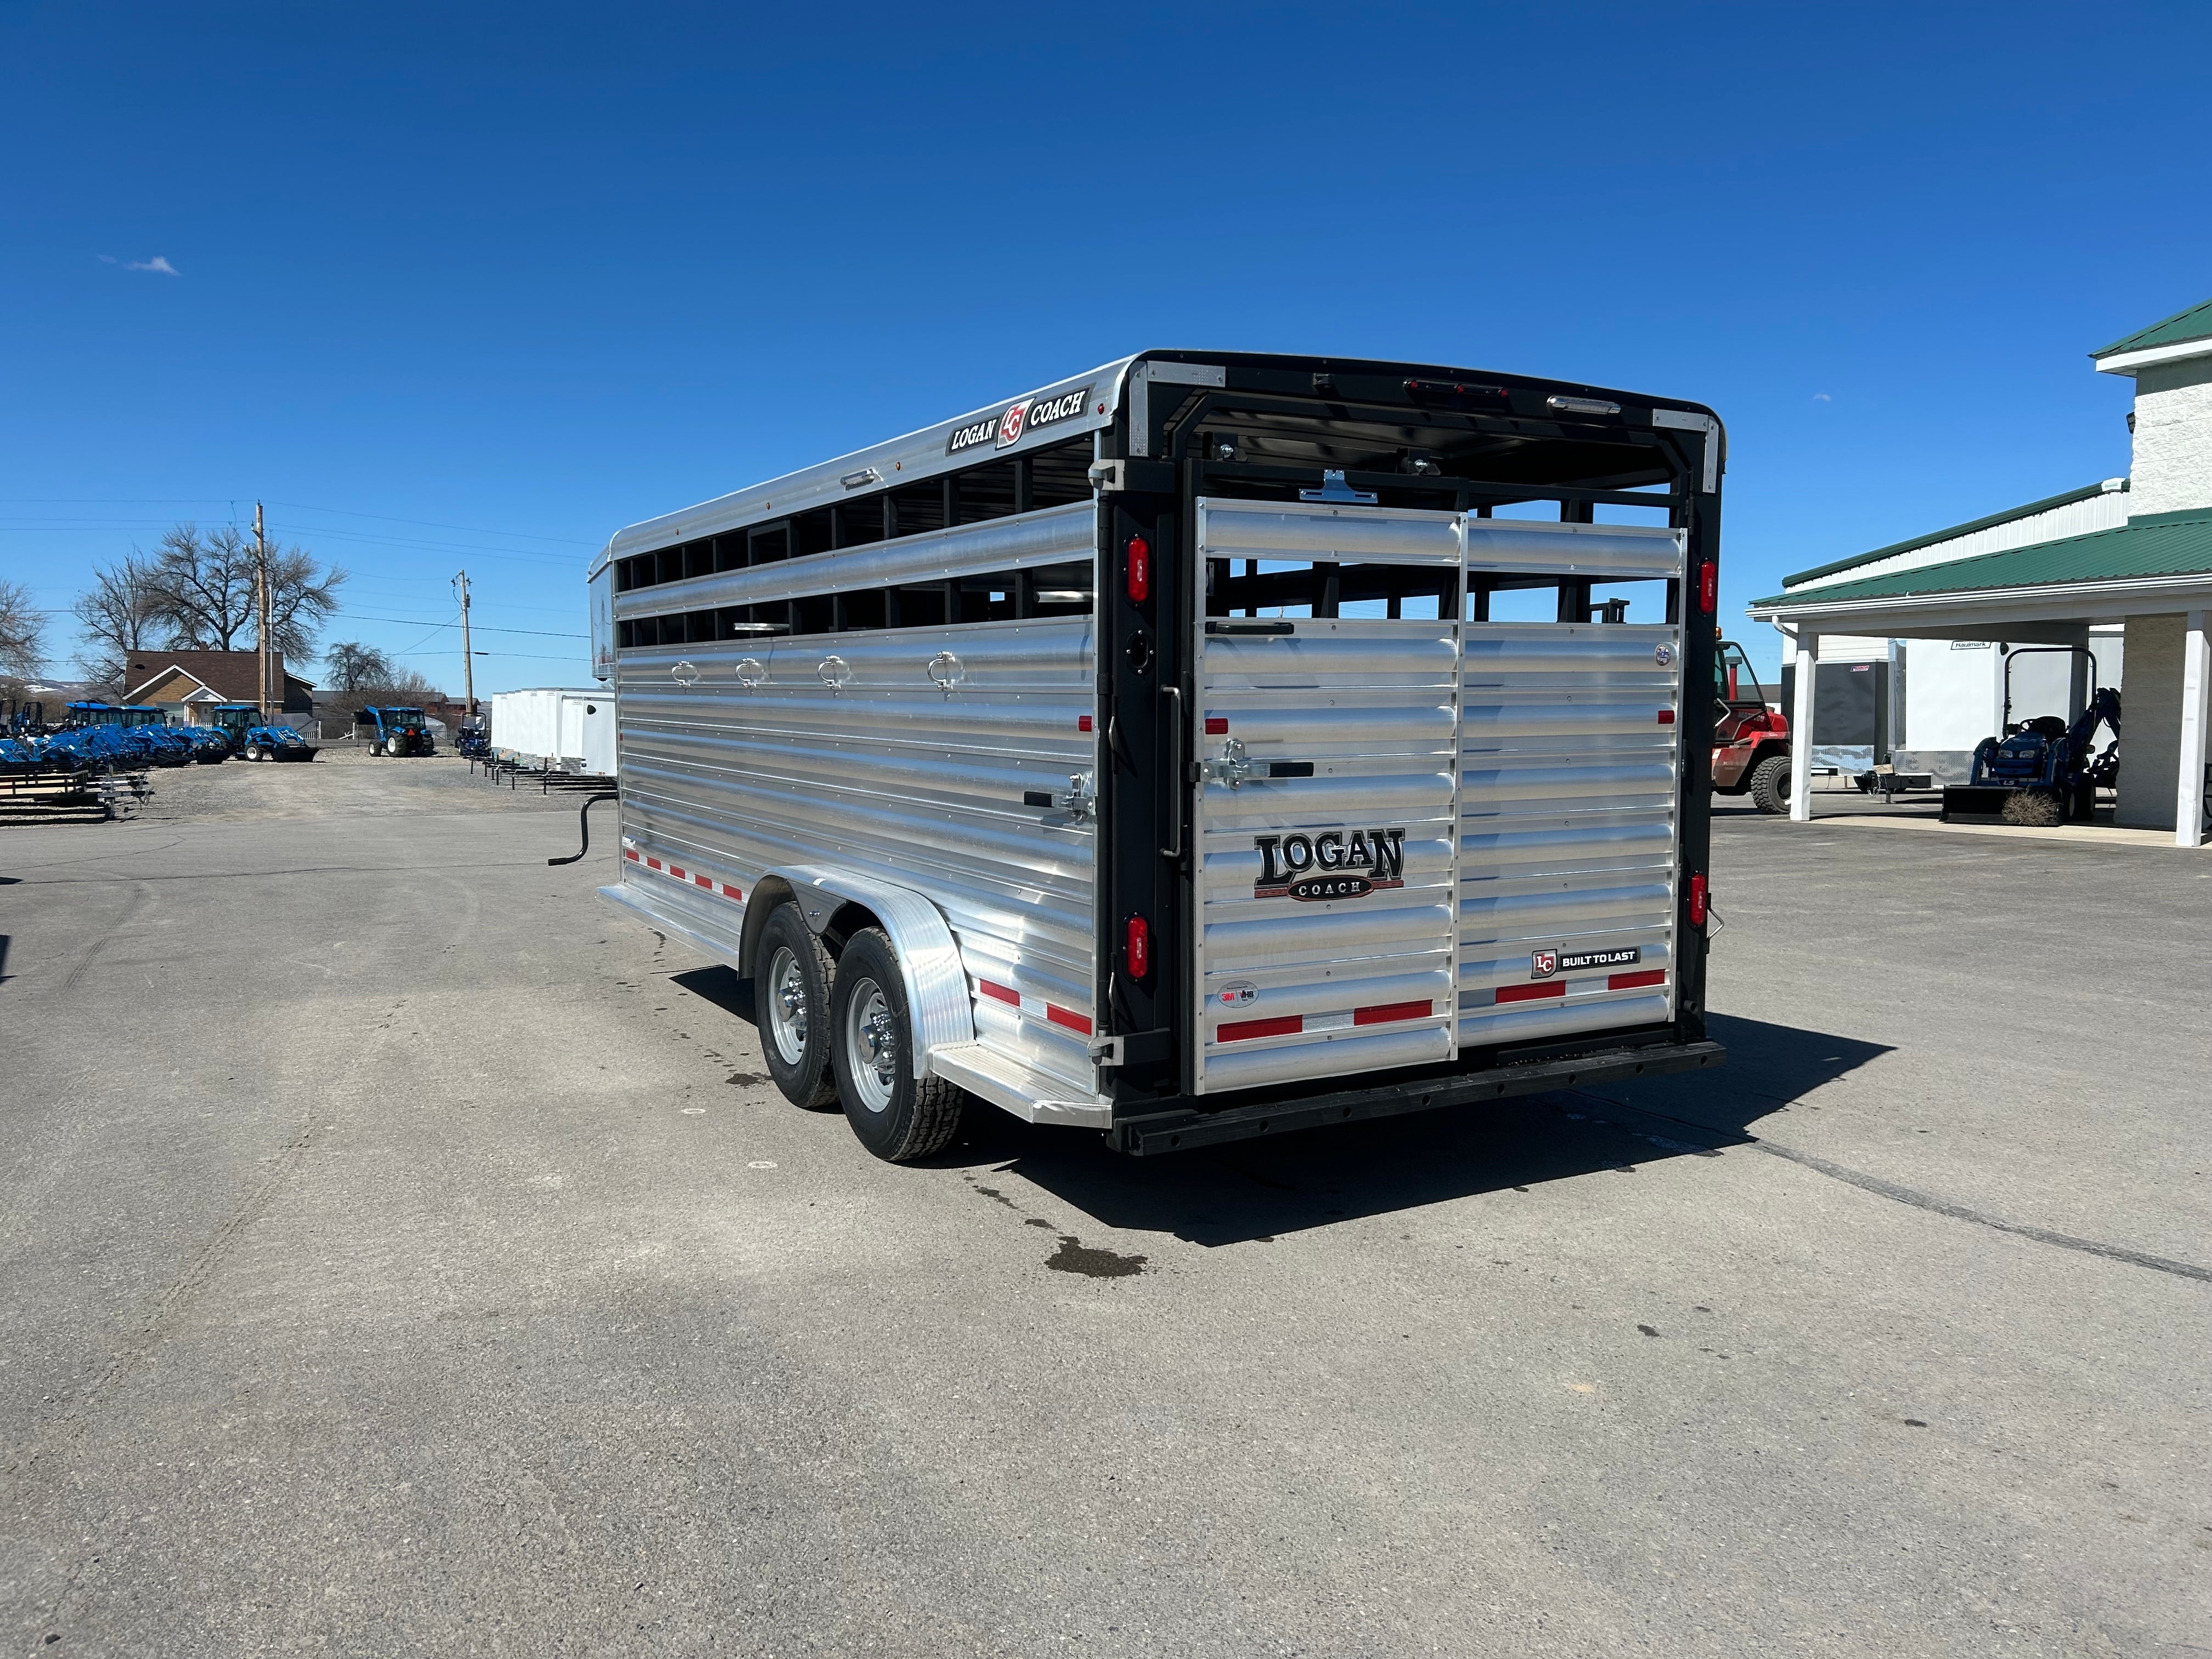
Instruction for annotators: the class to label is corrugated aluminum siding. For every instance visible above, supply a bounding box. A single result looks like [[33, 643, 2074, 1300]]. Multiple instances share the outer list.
[[614, 514, 1099, 1098]]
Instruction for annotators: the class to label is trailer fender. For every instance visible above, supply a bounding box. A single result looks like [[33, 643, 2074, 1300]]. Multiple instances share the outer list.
[[747, 866, 974, 1080]]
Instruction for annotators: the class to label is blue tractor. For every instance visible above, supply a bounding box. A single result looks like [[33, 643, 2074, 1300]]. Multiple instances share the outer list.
[[236, 723, 317, 762], [1944, 684, 2121, 826], [358, 706, 435, 757], [61, 702, 193, 767]]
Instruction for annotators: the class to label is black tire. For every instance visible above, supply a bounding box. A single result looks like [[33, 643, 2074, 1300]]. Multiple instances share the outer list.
[[754, 904, 838, 1109], [1747, 753, 1792, 815], [2001, 787, 2064, 827], [828, 928, 965, 1163]]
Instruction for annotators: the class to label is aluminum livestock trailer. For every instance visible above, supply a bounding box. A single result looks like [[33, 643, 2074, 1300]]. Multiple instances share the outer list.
[[590, 352, 1728, 1160]]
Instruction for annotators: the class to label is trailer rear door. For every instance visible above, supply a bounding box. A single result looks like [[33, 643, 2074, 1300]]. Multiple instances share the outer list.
[[1189, 500, 1464, 1094]]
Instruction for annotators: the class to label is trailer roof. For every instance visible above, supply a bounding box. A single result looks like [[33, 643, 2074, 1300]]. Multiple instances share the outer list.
[[593, 356, 1141, 573], [592, 351, 1721, 573]]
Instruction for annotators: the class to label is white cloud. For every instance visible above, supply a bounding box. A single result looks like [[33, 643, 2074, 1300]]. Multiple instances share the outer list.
[[1813, 392, 1832, 402], [97, 254, 118, 264], [125, 256, 179, 275]]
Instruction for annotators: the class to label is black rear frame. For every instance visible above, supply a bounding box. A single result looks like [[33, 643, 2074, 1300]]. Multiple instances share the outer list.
[[1092, 352, 1723, 1149]]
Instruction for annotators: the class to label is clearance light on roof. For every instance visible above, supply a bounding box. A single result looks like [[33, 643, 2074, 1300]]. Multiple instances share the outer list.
[[1547, 394, 1621, 416]]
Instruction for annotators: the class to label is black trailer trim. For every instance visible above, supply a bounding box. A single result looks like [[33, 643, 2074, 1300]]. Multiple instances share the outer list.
[[1108, 1039, 1726, 1155]]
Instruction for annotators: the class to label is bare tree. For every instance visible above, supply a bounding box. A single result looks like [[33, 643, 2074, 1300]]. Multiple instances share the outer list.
[[0, 579, 46, 680], [146, 523, 346, 658], [324, 641, 394, 691], [71, 555, 166, 689], [319, 664, 447, 734]]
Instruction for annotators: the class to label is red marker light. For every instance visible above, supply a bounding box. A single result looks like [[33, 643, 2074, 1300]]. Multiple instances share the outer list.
[[1125, 915, 1150, 979], [1078, 714, 1093, 732], [1689, 873, 1709, 927], [1204, 716, 1228, 735], [1697, 562, 1718, 613], [1657, 708, 1675, 726], [1126, 535, 1150, 604]]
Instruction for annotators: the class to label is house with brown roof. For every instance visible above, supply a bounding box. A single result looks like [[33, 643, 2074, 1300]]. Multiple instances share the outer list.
[[119, 650, 315, 721]]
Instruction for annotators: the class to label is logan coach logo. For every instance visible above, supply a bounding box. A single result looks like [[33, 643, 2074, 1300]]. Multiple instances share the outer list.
[[1531, 949, 1558, 978], [1253, 828, 1406, 902], [947, 385, 1094, 455]]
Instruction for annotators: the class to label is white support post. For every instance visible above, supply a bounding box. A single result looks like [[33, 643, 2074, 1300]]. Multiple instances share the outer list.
[[1789, 629, 1819, 821], [2177, 609, 2209, 849]]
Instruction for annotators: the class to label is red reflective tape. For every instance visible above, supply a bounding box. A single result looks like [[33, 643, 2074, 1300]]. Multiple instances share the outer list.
[[978, 980, 1020, 1006], [1204, 716, 1229, 735], [1353, 999, 1432, 1026], [645, 857, 662, 871], [1219, 1014, 1302, 1042], [624, 848, 640, 861], [669, 866, 685, 881], [1656, 708, 1675, 725], [694, 873, 712, 888], [1046, 1004, 1092, 1035], [721, 883, 742, 900], [1497, 982, 1566, 1003], [1610, 969, 1667, 990]]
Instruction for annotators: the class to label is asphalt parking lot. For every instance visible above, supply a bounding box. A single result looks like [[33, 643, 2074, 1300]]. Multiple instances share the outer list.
[[2, 762, 2206, 1657]]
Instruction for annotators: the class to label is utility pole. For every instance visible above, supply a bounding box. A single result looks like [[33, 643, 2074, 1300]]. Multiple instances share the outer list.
[[454, 570, 475, 719], [255, 502, 273, 718]]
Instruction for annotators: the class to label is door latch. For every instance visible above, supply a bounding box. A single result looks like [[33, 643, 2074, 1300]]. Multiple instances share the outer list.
[[1202, 740, 1313, 788], [1024, 770, 1096, 817]]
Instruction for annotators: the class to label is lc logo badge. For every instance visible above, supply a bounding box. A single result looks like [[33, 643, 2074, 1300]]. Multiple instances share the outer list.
[[1531, 949, 1559, 978], [996, 400, 1028, 447]]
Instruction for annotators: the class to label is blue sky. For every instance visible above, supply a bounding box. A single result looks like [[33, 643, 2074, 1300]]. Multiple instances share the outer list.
[[4, 2, 2207, 689]]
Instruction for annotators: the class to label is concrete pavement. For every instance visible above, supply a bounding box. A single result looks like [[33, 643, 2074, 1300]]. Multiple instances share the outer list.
[[2, 766, 2205, 1656]]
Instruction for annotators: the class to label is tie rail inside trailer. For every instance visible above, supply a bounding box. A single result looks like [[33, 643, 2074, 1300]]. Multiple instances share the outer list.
[[588, 352, 1726, 1160]]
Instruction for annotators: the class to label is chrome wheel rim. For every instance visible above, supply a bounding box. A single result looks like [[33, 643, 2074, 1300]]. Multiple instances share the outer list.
[[766, 945, 809, 1067], [842, 978, 897, 1115]]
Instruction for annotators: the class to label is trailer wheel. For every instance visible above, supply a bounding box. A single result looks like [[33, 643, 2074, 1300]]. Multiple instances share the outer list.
[[830, 928, 964, 1163], [1747, 754, 1791, 815], [2001, 787, 2064, 827], [755, 905, 838, 1109]]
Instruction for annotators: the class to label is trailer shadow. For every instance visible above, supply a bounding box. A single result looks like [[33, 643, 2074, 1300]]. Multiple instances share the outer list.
[[664, 966, 1892, 1248], [945, 1013, 1893, 1248]]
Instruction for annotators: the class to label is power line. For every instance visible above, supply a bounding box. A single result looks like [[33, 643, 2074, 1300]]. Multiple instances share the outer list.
[[0, 496, 595, 546], [329, 610, 585, 639], [267, 500, 594, 545]]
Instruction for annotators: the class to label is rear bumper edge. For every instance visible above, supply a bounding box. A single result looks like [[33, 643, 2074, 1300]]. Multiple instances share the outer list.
[[1109, 1039, 1726, 1155]]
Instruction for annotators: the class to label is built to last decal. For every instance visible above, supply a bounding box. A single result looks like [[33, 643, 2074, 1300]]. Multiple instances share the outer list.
[[1531, 945, 1642, 979], [1252, 828, 1406, 902], [947, 385, 1094, 455]]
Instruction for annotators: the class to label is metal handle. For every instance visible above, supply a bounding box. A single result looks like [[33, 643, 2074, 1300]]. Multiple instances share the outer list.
[[549, 790, 619, 866], [1161, 685, 1183, 858]]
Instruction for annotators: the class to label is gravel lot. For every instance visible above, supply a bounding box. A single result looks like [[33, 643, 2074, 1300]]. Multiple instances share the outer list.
[[2, 765, 2205, 1657]]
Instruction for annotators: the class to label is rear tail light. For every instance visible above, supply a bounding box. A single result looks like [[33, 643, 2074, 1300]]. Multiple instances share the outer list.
[[1697, 562, 1718, 613], [1688, 873, 1709, 927], [1126, 535, 1151, 604], [1125, 915, 1150, 979]]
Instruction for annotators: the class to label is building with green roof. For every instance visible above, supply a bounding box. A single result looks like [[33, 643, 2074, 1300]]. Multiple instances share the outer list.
[[1750, 298, 2212, 845]]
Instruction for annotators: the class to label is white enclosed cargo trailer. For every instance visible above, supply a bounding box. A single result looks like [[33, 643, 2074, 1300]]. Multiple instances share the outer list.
[[489, 687, 615, 776], [589, 352, 1728, 1160]]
